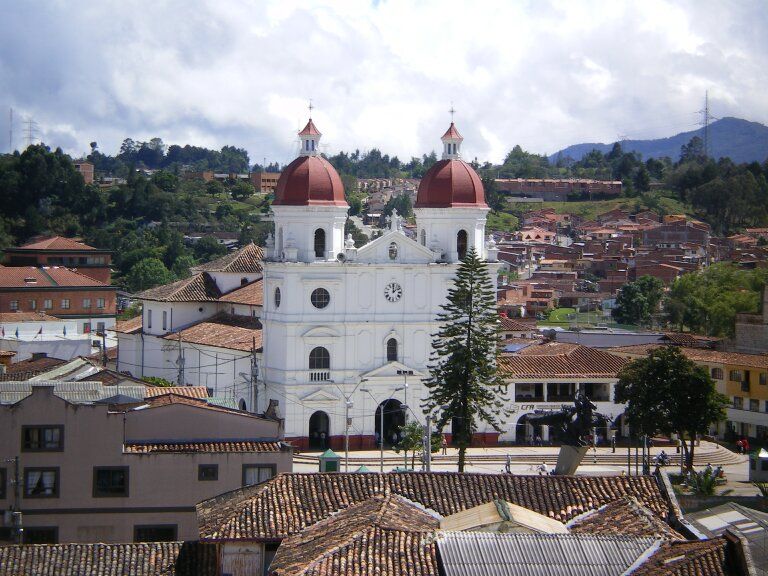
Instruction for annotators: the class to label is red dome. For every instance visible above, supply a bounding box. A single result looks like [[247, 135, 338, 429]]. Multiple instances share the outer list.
[[415, 159, 487, 208], [273, 155, 347, 207]]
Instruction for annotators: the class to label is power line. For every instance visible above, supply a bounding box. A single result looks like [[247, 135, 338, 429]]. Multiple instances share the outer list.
[[697, 90, 718, 158], [23, 117, 39, 149]]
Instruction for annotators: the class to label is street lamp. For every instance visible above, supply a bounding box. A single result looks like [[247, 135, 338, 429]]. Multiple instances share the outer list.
[[361, 386, 404, 473]]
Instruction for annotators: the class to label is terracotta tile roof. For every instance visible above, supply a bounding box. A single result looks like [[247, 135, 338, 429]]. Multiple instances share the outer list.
[[298, 119, 322, 137], [661, 333, 720, 347], [269, 494, 440, 576], [0, 312, 60, 322], [113, 315, 143, 334], [0, 266, 110, 288], [144, 386, 210, 399], [608, 344, 768, 369], [0, 350, 15, 357], [568, 496, 683, 540], [0, 356, 68, 381], [631, 537, 736, 576], [499, 344, 627, 378], [0, 541, 217, 575], [196, 472, 672, 541], [218, 278, 264, 306], [125, 441, 282, 453], [136, 272, 221, 302], [162, 313, 262, 352], [190, 243, 263, 274], [441, 122, 463, 141], [17, 236, 96, 251], [500, 317, 535, 332]]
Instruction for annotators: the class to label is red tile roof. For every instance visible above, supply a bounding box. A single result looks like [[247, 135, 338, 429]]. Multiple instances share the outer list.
[[137, 272, 221, 302], [499, 344, 627, 378], [124, 441, 282, 453], [0, 312, 61, 322], [17, 236, 96, 251], [0, 356, 68, 381], [500, 317, 535, 332], [144, 386, 210, 399], [190, 243, 264, 274], [0, 266, 110, 288], [196, 472, 672, 541], [162, 313, 262, 352], [298, 118, 322, 137], [218, 279, 264, 306], [607, 344, 768, 370], [0, 541, 217, 575], [441, 122, 463, 141], [569, 496, 683, 540], [113, 315, 143, 334], [631, 537, 736, 576]]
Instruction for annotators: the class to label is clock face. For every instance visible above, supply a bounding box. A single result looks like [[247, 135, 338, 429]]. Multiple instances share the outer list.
[[384, 282, 402, 302]]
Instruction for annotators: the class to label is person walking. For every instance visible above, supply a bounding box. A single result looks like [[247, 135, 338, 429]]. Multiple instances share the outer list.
[[441, 435, 448, 456]]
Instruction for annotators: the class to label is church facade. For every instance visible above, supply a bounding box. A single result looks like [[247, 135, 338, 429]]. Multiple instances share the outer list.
[[261, 117, 501, 450]]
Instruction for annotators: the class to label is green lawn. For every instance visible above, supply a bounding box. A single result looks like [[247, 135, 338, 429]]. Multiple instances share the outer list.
[[538, 307, 638, 330]]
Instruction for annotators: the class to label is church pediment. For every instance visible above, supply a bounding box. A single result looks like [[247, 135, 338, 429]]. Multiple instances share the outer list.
[[360, 361, 426, 379], [354, 230, 436, 264], [300, 388, 341, 402]]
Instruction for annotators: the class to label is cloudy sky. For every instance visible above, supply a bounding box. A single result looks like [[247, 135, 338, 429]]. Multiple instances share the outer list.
[[0, 0, 766, 166]]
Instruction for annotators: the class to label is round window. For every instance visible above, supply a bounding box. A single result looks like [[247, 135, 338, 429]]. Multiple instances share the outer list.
[[274, 287, 281, 308], [310, 288, 331, 309]]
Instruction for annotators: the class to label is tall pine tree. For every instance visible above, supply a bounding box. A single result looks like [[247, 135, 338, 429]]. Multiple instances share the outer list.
[[423, 248, 509, 471]]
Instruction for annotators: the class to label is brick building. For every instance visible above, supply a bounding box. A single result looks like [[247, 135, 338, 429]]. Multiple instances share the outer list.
[[251, 171, 281, 194], [3, 236, 112, 284], [496, 178, 622, 201], [72, 160, 94, 185]]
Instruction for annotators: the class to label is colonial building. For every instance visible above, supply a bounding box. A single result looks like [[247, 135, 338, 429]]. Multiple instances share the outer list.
[[261, 116, 500, 450]]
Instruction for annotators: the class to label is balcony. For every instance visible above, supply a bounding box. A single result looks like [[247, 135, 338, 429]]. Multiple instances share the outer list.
[[309, 370, 331, 382]]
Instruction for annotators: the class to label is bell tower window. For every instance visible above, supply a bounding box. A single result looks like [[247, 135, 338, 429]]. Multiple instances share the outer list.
[[314, 229, 326, 258], [386, 338, 398, 362], [457, 230, 468, 260]]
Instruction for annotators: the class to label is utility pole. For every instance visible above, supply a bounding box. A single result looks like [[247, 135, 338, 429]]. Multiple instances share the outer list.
[[424, 414, 433, 472], [250, 336, 259, 413], [8, 108, 12, 153], [698, 91, 717, 158], [176, 332, 185, 385]]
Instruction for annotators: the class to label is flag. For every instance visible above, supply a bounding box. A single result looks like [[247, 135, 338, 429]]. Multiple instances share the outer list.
[[14, 328, 19, 339], [1, 326, 4, 337], [37, 327, 43, 338], [62, 326, 67, 336]]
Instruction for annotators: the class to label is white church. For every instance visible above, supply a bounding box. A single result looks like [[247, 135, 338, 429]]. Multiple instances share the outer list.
[[117, 115, 505, 450]]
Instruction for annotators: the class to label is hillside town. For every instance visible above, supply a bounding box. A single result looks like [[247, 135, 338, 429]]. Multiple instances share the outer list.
[[2, 2, 768, 575]]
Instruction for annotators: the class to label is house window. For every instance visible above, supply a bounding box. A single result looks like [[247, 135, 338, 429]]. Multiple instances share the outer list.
[[242, 464, 275, 487], [386, 338, 398, 362], [457, 230, 468, 260], [310, 288, 330, 309], [22, 426, 63, 451], [711, 368, 724, 380], [750, 399, 760, 412], [309, 347, 330, 370], [733, 396, 743, 409], [83, 322, 91, 334], [83, 298, 91, 308], [93, 467, 129, 497], [314, 228, 326, 258], [96, 322, 105, 334], [24, 468, 59, 498], [43, 299, 52, 310], [162, 311, 167, 331], [61, 299, 70, 310], [134, 525, 177, 543], [761, 373, 767, 386], [420, 230, 426, 246], [198, 464, 219, 481], [729, 370, 743, 382], [274, 287, 281, 308], [9, 300, 18, 311], [96, 298, 105, 309], [29, 299, 36, 311], [147, 309, 152, 329], [0, 468, 6, 499], [24, 527, 58, 544]]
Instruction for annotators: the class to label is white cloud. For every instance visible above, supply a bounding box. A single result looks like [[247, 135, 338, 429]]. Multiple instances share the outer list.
[[0, 0, 765, 164]]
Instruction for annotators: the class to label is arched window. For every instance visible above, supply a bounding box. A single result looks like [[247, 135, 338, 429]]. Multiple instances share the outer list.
[[274, 287, 281, 308], [457, 230, 468, 260], [309, 347, 330, 370], [314, 228, 326, 258], [239, 399, 247, 411], [386, 338, 398, 362], [420, 229, 426, 246]]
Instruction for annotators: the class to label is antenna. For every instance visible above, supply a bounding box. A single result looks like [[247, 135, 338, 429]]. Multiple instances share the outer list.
[[697, 91, 718, 158], [8, 108, 12, 153], [23, 117, 39, 149]]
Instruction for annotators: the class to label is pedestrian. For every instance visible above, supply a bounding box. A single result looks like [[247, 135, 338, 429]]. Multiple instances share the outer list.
[[320, 431, 327, 450], [704, 462, 713, 475], [538, 461, 547, 476], [534, 434, 542, 447], [736, 439, 744, 454], [441, 435, 448, 456], [743, 437, 750, 453], [505, 454, 512, 474]]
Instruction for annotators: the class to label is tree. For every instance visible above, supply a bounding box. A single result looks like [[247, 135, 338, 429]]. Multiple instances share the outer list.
[[126, 258, 175, 293], [634, 165, 651, 192], [193, 236, 228, 262], [230, 180, 255, 200], [615, 347, 728, 470], [612, 276, 664, 326], [392, 421, 440, 469], [206, 180, 224, 197], [423, 248, 509, 472]]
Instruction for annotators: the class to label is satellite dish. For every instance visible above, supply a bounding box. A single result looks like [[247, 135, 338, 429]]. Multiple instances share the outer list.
[[336, 253, 347, 262]]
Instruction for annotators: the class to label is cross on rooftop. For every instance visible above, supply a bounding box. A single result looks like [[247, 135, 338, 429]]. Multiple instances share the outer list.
[[449, 103, 456, 122], [308, 99, 314, 117]]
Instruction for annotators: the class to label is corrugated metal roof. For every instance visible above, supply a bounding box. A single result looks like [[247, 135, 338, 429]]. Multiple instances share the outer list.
[[0, 381, 147, 404], [436, 532, 657, 576]]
